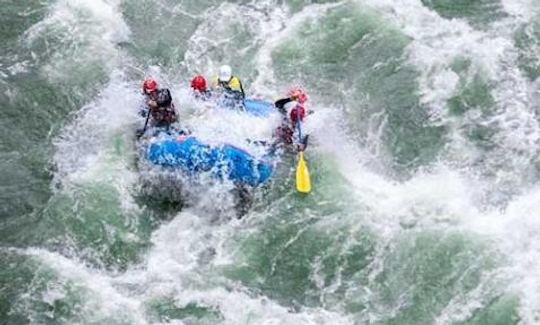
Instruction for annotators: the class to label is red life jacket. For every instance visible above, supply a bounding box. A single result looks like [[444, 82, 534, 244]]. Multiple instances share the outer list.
[[289, 104, 305, 125]]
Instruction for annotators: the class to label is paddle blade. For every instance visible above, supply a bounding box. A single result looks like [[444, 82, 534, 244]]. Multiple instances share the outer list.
[[296, 152, 312, 193]]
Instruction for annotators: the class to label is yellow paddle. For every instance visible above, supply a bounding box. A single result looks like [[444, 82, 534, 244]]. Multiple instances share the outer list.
[[294, 103, 311, 193], [296, 151, 311, 193]]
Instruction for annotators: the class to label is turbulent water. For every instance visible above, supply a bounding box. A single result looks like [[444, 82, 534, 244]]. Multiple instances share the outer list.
[[2, 0, 540, 324]]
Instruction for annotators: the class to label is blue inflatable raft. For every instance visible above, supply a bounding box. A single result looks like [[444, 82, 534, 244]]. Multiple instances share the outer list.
[[144, 98, 277, 186], [214, 96, 275, 117], [242, 98, 275, 117], [147, 136, 273, 186]]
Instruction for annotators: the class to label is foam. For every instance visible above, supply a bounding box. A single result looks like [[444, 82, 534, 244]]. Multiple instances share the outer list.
[[22, 0, 131, 80], [29, 0, 540, 323]]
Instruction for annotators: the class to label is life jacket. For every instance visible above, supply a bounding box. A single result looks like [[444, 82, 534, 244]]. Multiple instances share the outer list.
[[289, 104, 305, 125], [211, 76, 245, 97], [148, 88, 177, 124]]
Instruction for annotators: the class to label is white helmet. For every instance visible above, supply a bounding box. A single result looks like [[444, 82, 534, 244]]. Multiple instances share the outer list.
[[218, 65, 232, 82]]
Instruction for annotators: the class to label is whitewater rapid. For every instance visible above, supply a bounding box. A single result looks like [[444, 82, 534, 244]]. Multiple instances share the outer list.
[[3, 0, 540, 324]]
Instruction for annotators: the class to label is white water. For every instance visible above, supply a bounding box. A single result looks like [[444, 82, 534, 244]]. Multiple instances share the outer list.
[[23, 0, 130, 81], [13, 0, 540, 323]]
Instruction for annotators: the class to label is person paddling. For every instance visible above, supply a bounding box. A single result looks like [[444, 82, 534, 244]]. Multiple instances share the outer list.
[[137, 78, 178, 137], [190, 74, 212, 100], [210, 65, 245, 100], [274, 87, 310, 151]]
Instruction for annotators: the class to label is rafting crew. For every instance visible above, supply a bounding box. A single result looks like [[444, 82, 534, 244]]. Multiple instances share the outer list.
[[139, 73, 311, 152], [136, 72, 313, 195]]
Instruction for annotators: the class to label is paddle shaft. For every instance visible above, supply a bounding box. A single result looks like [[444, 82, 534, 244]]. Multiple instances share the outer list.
[[139, 108, 151, 138], [295, 104, 303, 147]]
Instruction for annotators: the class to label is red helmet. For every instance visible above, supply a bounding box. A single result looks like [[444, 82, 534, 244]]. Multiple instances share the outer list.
[[191, 75, 207, 91], [288, 87, 307, 104], [143, 78, 158, 93]]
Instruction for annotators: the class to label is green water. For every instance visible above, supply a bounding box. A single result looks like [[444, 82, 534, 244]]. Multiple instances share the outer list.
[[1, 0, 539, 324]]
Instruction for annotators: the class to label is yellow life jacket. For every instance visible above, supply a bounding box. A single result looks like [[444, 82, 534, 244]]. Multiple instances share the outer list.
[[211, 76, 244, 94]]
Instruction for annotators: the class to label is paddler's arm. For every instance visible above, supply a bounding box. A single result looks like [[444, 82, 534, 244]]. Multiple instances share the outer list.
[[238, 79, 246, 99], [274, 97, 294, 115]]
